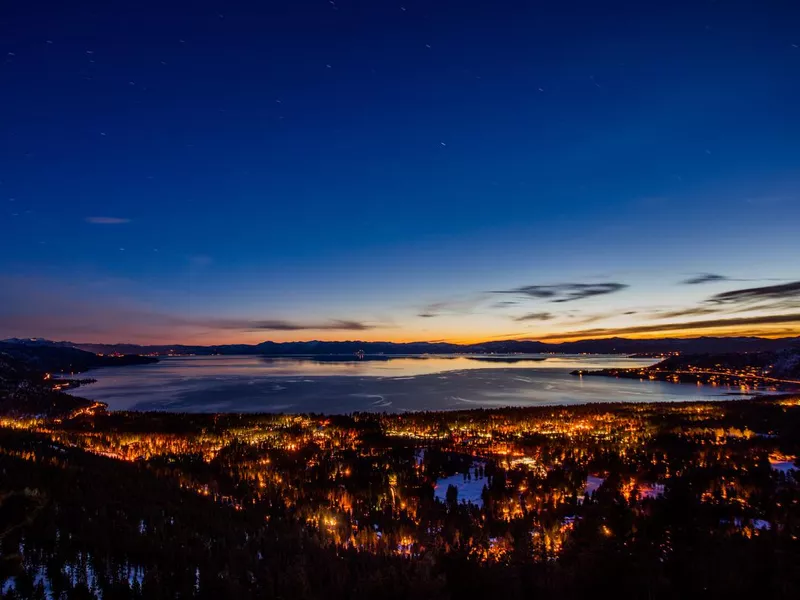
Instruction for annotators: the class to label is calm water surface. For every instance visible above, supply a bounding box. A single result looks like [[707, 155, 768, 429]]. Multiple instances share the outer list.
[[68, 354, 759, 413]]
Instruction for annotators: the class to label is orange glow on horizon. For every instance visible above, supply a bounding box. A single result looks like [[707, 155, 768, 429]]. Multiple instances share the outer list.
[[538, 325, 800, 344], [114, 324, 800, 347]]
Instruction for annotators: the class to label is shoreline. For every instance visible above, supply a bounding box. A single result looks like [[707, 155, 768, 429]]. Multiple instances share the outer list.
[[572, 367, 800, 392], [37, 389, 800, 424]]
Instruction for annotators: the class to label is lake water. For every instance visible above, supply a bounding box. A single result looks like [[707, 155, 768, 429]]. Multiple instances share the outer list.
[[65, 355, 764, 413], [67, 354, 762, 413]]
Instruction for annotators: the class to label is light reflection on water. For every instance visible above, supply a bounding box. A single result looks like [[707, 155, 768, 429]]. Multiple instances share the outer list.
[[95, 354, 658, 378], [67, 354, 760, 414]]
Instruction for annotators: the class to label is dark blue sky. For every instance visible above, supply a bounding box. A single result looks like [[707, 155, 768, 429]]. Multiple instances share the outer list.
[[2, 0, 799, 343]]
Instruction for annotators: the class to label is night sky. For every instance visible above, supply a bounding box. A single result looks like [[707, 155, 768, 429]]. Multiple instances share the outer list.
[[2, 0, 799, 344]]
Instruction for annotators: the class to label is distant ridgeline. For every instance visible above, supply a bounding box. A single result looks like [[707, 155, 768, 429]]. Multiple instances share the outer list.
[[4, 335, 800, 357]]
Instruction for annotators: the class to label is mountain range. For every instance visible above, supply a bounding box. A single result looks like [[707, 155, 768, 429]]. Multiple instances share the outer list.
[[3, 336, 799, 357]]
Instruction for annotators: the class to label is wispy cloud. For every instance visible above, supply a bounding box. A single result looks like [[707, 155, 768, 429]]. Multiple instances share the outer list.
[[568, 312, 620, 325], [649, 281, 800, 319], [192, 318, 374, 331], [681, 273, 729, 285], [487, 331, 542, 340], [706, 281, 800, 305], [731, 301, 800, 314], [416, 296, 487, 318], [512, 312, 555, 322], [0, 310, 376, 338], [538, 313, 800, 340], [417, 303, 446, 318], [491, 282, 628, 303], [654, 307, 721, 319], [0, 276, 378, 342], [682, 274, 787, 286], [85, 216, 130, 224]]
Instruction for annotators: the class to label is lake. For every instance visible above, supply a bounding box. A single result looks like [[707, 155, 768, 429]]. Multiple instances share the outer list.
[[65, 354, 767, 413]]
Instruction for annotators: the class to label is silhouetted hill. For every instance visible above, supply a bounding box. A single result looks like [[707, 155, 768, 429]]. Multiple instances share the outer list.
[[654, 347, 800, 379], [573, 345, 800, 388], [4, 336, 798, 358], [0, 342, 158, 374], [0, 337, 76, 348], [73, 336, 800, 356], [0, 352, 96, 417]]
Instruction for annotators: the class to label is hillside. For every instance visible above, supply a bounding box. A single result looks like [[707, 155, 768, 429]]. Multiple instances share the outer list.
[[655, 348, 800, 381], [0, 352, 97, 417], [574, 347, 800, 389], [0, 342, 158, 374], [0, 344, 156, 417]]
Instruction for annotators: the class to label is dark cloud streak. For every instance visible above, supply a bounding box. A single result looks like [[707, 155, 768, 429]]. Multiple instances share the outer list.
[[512, 312, 555, 322], [655, 307, 721, 319], [538, 313, 800, 340], [492, 301, 520, 308], [416, 296, 487, 318], [707, 281, 800, 305], [681, 273, 729, 285], [491, 282, 628, 303], [176, 318, 375, 332]]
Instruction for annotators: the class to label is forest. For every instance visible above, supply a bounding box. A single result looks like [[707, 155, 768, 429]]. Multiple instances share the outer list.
[[2, 395, 800, 599]]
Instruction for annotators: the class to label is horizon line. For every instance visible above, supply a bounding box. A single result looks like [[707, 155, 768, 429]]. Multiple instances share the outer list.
[[5, 333, 799, 348]]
